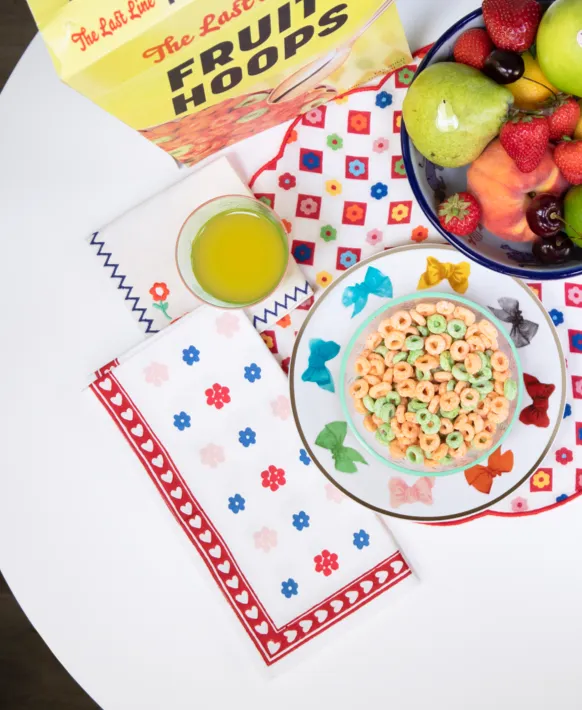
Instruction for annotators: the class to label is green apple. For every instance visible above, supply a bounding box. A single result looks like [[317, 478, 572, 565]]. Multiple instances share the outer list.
[[564, 186, 582, 247], [403, 62, 513, 168], [537, 0, 582, 97]]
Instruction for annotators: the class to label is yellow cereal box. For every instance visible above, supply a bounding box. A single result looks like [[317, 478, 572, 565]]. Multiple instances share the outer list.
[[27, 0, 411, 165]]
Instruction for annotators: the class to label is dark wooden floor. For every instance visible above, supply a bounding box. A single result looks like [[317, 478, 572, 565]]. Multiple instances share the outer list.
[[0, 3, 99, 708]]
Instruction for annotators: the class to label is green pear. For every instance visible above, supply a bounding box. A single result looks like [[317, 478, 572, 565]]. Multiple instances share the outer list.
[[564, 186, 582, 248], [537, 0, 582, 98], [403, 62, 513, 168]]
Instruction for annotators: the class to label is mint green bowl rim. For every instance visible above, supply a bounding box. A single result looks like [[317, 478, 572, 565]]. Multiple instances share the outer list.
[[339, 291, 524, 477]]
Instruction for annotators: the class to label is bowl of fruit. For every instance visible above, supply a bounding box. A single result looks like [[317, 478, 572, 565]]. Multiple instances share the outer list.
[[401, 0, 582, 279]]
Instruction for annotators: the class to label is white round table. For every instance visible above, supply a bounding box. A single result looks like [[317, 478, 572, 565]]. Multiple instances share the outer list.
[[2, 2, 582, 708]]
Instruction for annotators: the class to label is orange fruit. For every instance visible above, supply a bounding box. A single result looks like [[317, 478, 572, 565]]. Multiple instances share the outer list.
[[507, 51, 558, 110]]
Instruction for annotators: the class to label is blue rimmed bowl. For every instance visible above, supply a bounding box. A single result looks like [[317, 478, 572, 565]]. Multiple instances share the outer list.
[[401, 8, 582, 280]]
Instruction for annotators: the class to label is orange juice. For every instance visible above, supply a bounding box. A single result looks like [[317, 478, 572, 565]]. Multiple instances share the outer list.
[[191, 208, 288, 305]]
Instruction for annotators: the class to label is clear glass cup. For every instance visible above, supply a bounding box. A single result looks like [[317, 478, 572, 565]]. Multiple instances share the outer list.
[[175, 194, 289, 308]]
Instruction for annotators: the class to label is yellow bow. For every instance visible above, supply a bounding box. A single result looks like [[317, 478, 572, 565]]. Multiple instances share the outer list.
[[417, 257, 471, 294]]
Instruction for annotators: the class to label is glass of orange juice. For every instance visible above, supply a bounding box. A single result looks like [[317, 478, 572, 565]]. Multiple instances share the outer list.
[[176, 195, 289, 308]]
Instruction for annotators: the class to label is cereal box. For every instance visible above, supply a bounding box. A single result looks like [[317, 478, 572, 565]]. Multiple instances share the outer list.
[[27, 0, 411, 166]]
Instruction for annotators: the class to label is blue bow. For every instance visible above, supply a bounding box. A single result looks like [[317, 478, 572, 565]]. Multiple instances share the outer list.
[[301, 338, 341, 393], [342, 266, 393, 318]]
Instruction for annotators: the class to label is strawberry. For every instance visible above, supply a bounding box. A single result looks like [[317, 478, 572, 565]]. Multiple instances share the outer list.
[[482, 0, 542, 53], [453, 28, 494, 70], [554, 139, 582, 185], [438, 192, 481, 236], [547, 96, 581, 141], [500, 114, 549, 173]]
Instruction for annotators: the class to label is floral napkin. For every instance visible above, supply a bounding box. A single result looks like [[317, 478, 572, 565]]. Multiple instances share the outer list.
[[89, 156, 312, 335], [89, 306, 415, 666]]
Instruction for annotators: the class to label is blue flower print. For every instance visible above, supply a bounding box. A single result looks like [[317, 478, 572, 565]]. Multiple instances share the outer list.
[[339, 250, 358, 269], [182, 345, 200, 365], [564, 403, 572, 419], [293, 243, 314, 263], [281, 578, 299, 598], [572, 333, 582, 351], [299, 448, 311, 465], [375, 91, 393, 108], [370, 182, 388, 200], [353, 529, 370, 550], [302, 151, 321, 171], [173, 411, 191, 431], [347, 159, 366, 177], [244, 363, 262, 383], [238, 427, 257, 448], [556, 493, 568, 503], [292, 511, 310, 531], [549, 309, 564, 326], [228, 494, 246, 514]]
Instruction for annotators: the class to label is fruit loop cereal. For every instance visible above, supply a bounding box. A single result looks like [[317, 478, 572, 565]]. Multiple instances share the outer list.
[[350, 300, 519, 469]]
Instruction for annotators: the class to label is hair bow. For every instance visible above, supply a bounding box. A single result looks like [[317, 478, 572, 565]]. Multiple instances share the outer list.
[[519, 373, 555, 428], [488, 297, 539, 348], [315, 421, 368, 473], [417, 256, 470, 294], [301, 338, 341, 393], [342, 266, 393, 318], [388, 477, 435, 508], [464, 448, 514, 494]]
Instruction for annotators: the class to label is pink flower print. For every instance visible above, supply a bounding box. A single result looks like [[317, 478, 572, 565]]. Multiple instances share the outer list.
[[206, 383, 231, 409], [253, 527, 278, 552], [567, 285, 582, 306], [366, 229, 383, 246], [511, 496, 529, 513], [575, 379, 582, 398], [325, 483, 346, 503], [271, 394, 291, 420], [200, 443, 225, 468], [373, 137, 389, 153], [216, 312, 240, 338], [143, 362, 169, 386], [304, 108, 323, 124], [299, 197, 318, 216]]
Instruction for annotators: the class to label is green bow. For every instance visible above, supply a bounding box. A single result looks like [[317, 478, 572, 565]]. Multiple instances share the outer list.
[[315, 421, 368, 474]]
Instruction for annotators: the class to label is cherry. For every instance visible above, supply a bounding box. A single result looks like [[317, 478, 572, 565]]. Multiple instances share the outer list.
[[483, 50, 525, 84], [533, 233, 573, 265], [526, 194, 563, 237]]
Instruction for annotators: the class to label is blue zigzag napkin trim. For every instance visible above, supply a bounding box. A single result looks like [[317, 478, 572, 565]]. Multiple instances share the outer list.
[[89, 232, 159, 335], [252, 280, 311, 329]]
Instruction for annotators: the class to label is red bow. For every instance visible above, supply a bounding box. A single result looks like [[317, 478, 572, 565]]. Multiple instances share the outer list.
[[519, 373, 555, 428], [465, 448, 514, 494]]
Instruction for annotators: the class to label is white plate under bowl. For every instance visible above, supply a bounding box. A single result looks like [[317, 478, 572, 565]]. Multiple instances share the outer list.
[[290, 244, 566, 521]]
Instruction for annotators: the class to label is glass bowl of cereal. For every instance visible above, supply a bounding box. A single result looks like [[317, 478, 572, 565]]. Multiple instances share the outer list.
[[339, 292, 523, 477]]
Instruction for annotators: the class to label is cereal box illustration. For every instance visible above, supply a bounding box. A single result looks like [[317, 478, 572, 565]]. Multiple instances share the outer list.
[[27, 0, 411, 166]]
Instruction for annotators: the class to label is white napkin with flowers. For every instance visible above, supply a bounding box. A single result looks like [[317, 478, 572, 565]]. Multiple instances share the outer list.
[[89, 157, 312, 334], [89, 306, 415, 666]]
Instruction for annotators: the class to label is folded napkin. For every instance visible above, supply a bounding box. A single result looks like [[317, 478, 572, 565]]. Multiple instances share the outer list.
[[90, 307, 415, 666], [89, 157, 312, 335]]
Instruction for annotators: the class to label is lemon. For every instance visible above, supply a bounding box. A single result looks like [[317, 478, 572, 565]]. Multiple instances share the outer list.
[[507, 52, 558, 110], [575, 101, 582, 140]]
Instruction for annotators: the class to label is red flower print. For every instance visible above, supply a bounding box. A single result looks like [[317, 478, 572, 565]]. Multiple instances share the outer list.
[[411, 226, 429, 243], [261, 465, 286, 492], [149, 282, 169, 302], [556, 447, 573, 466], [314, 549, 339, 577], [205, 383, 231, 410], [278, 172, 296, 190]]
